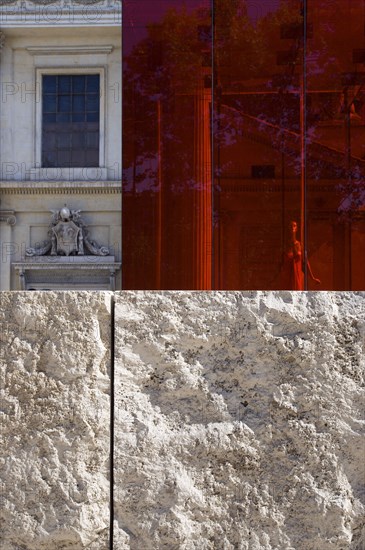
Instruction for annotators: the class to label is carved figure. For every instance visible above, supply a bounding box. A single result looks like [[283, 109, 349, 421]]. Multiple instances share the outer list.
[[51, 207, 83, 256], [281, 220, 321, 290], [26, 206, 109, 257]]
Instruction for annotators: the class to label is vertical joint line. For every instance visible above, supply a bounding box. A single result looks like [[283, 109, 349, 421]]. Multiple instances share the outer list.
[[303, 0, 308, 289], [109, 293, 115, 549], [211, 0, 215, 290]]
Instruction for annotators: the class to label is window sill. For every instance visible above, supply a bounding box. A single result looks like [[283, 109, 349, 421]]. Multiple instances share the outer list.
[[27, 167, 108, 182]]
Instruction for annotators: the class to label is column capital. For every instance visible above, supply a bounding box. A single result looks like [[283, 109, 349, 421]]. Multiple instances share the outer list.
[[0, 32, 5, 53], [0, 210, 17, 226]]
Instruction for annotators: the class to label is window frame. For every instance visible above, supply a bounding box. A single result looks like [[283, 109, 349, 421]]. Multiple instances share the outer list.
[[35, 67, 106, 170]]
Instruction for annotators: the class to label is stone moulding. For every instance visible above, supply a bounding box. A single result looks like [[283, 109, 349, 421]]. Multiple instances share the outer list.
[[14, 258, 120, 269], [0, 0, 121, 27], [26, 44, 114, 55], [13, 256, 121, 289], [0, 0, 121, 6], [0, 181, 122, 194]]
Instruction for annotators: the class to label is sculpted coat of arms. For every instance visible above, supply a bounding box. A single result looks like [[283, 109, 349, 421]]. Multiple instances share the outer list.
[[26, 207, 109, 257]]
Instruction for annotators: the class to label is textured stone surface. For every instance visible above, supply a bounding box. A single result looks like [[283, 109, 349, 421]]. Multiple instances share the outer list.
[[114, 291, 365, 550], [0, 292, 111, 549]]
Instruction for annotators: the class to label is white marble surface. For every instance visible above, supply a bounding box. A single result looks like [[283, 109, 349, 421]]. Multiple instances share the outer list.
[[114, 291, 365, 550], [1, 291, 112, 549], [2, 291, 364, 549]]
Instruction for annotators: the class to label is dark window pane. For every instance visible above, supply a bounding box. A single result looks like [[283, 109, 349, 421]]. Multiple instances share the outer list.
[[73, 133, 85, 148], [87, 122, 99, 132], [251, 165, 276, 179], [86, 132, 99, 148], [42, 151, 57, 167], [86, 74, 100, 92], [85, 150, 99, 166], [72, 112, 85, 122], [59, 76, 71, 93], [71, 150, 85, 166], [73, 95, 85, 112], [43, 94, 57, 113], [42, 73, 100, 169], [73, 76, 85, 93], [57, 113, 71, 123], [86, 112, 99, 122], [58, 151, 71, 166], [86, 94, 99, 112], [58, 95, 71, 112], [42, 133, 56, 151], [43, 113, 56, 123], [57, 133, 71, 148], [43, 75, 56, 93]]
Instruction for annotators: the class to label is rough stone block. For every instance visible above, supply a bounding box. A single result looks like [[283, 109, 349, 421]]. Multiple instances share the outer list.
[[1, 292, 112, 550], [114, 291, 365, 550]]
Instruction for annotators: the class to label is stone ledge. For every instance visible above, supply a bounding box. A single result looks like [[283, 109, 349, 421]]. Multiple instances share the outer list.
[[13, 257, 121, 289], [0, 180, 121, 194], [26, 44, 114, 55], [14, 256, 121, 268]]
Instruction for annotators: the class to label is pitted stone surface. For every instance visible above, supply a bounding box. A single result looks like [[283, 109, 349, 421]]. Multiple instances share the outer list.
[[114, 291, 365, 550], [0, 292, 111, 550]]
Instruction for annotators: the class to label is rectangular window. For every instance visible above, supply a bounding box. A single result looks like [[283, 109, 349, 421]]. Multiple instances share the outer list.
[[251, 165, 276, 179], [42, 74, 100, 168]]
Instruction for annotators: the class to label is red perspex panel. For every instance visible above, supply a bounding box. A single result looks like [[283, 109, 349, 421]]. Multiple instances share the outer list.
[[122, 0, 365, 290]]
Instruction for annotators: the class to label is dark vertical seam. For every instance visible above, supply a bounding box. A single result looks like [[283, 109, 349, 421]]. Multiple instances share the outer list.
[[303, 0, 308, 289], [211, 0, 215, 290], [110, 293, 115, 549]]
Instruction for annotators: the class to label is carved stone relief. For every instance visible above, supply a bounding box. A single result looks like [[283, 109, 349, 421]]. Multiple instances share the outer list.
[[26, 207, 109, 257], [0, 210, 16, 226], [0, 0, 121, 5]]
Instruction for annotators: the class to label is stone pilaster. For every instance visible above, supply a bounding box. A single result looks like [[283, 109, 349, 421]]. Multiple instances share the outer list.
[[0, 210, 16, 290]]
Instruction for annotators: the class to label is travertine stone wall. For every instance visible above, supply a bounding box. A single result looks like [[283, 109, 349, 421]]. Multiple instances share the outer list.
[[114, 292, 365, 550], [1, 292, 112, 550], [1, 292, 364, 549]]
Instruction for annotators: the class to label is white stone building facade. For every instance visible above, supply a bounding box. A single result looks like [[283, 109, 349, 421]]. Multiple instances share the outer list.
[[0, 0, 122, 290]]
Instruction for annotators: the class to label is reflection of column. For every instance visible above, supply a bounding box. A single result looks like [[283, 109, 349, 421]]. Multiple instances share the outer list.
[[344, 87, 352, 290], [193, 74, 212, 289], [0, 210, 17, 291], [156, 100, 162, 288]]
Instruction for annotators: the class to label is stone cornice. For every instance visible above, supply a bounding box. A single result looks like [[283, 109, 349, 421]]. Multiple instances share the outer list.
[[13, 259, 121, 270], [0, 0, 121, 27], [0, 181, 122, 194], [26, 44, 114, 55]]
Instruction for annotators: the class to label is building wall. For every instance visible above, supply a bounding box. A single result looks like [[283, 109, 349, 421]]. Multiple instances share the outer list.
[[1, 291, 364, 549], [0, 26, 121, 180], [0, 7, 121, 290]]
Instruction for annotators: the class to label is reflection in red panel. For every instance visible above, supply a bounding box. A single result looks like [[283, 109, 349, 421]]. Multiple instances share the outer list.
[[122, 0, 365, 290], [123, 0, 212, 289], [306, 0, 365, 290], [214, 0, 305, 290]]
